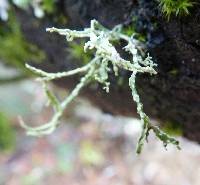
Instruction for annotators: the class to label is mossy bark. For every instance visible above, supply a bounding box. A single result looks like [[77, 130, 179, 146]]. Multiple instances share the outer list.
[[10, 0, 200, 143]]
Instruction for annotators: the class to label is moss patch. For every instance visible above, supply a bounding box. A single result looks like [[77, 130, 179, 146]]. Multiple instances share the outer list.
[[0, 11, 46, 74], [0, 112, 15, 151], [159, 0, 194, 19], [41, 0, 56, 14], [68, 41, 93, 65], [162, 121, 183, 136], [122, 23, 147, 42]]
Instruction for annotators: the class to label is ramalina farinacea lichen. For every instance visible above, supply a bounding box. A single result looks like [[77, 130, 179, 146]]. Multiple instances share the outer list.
[[20, 19, 180, 154]]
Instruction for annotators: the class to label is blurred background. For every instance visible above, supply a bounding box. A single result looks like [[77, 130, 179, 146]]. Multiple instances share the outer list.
[[0, 0, 200, 185], [1, 62, 200, 185]]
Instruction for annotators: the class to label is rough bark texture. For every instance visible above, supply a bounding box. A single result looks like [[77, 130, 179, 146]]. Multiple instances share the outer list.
[[13, 0, 200, 142]]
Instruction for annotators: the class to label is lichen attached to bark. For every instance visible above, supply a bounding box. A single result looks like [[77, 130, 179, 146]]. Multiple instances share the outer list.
[[20, 19, 180, 154]]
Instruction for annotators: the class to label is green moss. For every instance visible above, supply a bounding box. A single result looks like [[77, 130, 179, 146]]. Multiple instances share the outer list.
[[41, 0, 56, 14], [0, 11, 46, 74], [69, 41, 93, 65], [53, 14, 68, 25], [122, 26, 147, 42], [168, 68, 179, 76], [159, 0, 194, 19], [162, 121, 183, 136], [122, 26, 136, 37], [0, 112, 15, 151], [122, 16, 147, 43]]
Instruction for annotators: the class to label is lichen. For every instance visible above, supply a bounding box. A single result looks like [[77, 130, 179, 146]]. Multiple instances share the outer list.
[[20, 19, 180, 154]]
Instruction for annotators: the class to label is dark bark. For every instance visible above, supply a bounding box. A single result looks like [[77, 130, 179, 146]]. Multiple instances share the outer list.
[[14, 0, 200, 142]]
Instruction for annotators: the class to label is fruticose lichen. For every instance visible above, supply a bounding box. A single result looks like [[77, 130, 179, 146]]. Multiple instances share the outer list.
[[20, 19, 180, 154]]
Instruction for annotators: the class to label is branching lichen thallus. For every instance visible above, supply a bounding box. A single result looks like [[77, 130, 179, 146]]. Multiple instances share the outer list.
[[20, 20, 180, 154]]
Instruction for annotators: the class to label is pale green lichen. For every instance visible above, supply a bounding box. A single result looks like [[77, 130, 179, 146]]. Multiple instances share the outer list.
[[20, 19, 180, 153]]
